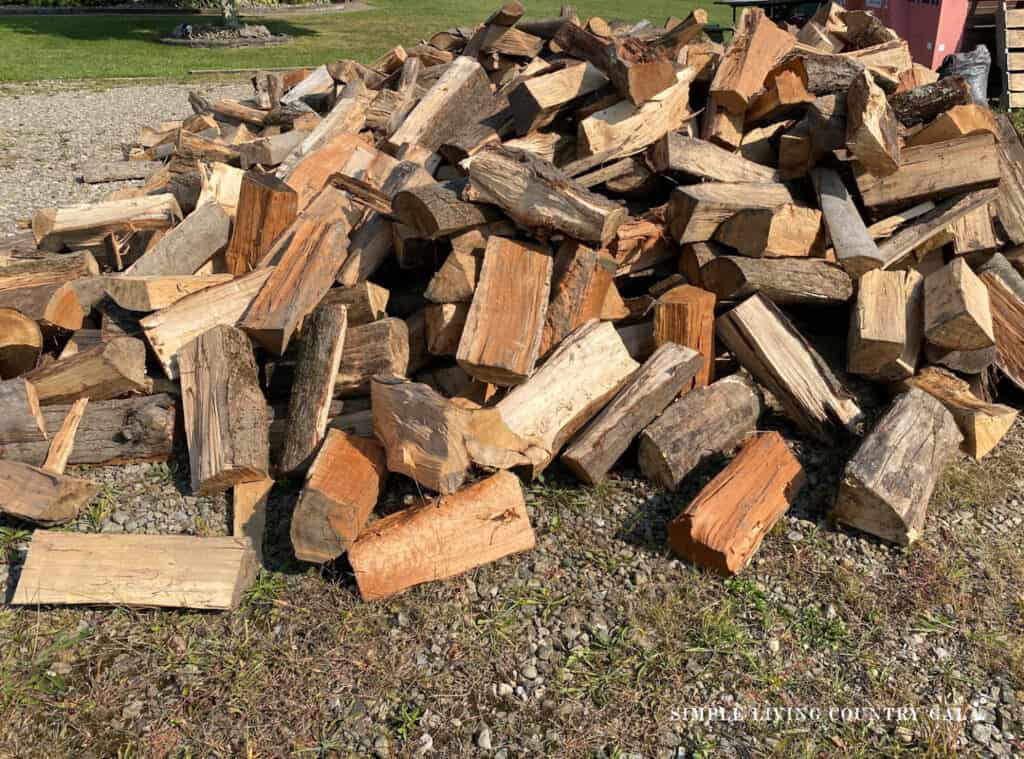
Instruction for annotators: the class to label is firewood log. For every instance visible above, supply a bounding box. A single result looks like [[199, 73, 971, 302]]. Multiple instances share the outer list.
[[335, 318, 410, 396], [539, 241, 615, 357], [41, 398, 88, 474], [392, 179, 501, 239], [178, 325, 270, 495], [888, 76, 972, 128], [710, 8, 795, 114], [902, 367, 1016, 460], [349, 470, 534, 601], [834, 388, 961, 545], [638, 372, 763, 488], [32, 194, 182, 252], [233, 477, 272, 564], [701, 98, 744, 150], [977, 255, 1024, 392], [811, 167, 885, 276], [276, 80, 368, 182], [319, 282, 389, 325], [79, 159, 162, 184], [425, 252, 482, 303], [284, 132, 370, 212], [141, 268, 272, 380], [0, 459, 99, 526], [745, 66, 814, 125], [105, 274, 234, 312], [562, 342, 703, 485], [848, 269, 922, 381], [717, 294, 861, 441], [11, 532, 257, 610], [0, 378, 47, 443], [714, 203, 822, 258], [924, 258, 994, 352], [224, 172, 298, 276], [507, 61, 609, 134], [0, 308, 42, 378], [465, 145, 627, 244], [647, 134, 779, 183], [845, 69, 900, 176], [949, 205, 998, 255], [125, 201, 231, 277], [668, 431, 804, 575], [702, 256, 853, 305], [25, 336, 150, 405], [653, 284, 715, 390], [666, 182, 796, 244], [291, 430, 386, 563], [0, 281, 83, 334], [426, 303, 469, 356], [907, 104, 998, 147], [279, 303, 348, 474], [239, 130, 308, 169]]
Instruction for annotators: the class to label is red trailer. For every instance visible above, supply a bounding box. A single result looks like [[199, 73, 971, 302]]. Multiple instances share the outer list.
[[844, 0, 972, 69]]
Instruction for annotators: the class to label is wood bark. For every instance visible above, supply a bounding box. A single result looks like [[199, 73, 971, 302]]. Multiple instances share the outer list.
[[811, 167, 885, 276], [716, 294, 861, 442], [25, 336, 150, 405], [668, 432, 804, 575], [0, 308, 42, 378], [11, 532, 258, 610], [0, 459, 99, 526], [178, 325, 270, 495], [465, 145, 627, 245], [0, 282, 84, 334], [562, 342, 703, 485], [978, 254, 1024, 391], [638, 372, 762, 489], [653, 284, 715, 390], [392, 179, 500, 239], [279, 303, 348, 474], [348, 470, 535, 601], [702, 256, 853, 305], [456, 236, 551, 385], [125, 201, 231, 277], [888, 76, 972, 128], [335, 317, 410, 396], [224, 172, 299, 276], [0, 378, 47, 443], [834, 388, 961, 545], [291, 430, 386, 563], [847, 268, 922, 380]]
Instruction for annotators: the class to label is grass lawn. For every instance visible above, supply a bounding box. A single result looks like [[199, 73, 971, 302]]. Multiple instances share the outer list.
[[0, 0, 732, 82]]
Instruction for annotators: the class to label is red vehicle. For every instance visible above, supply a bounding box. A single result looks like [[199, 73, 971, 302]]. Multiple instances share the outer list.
[[843, 0, 972, 69]]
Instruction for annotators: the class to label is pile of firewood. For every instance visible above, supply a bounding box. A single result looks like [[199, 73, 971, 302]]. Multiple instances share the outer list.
[[3, 2, 1024, 610]]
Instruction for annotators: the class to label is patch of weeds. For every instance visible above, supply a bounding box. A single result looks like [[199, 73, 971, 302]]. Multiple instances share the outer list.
[[557, 626, 650, 708], [391, 702, 422, 743], [0, 526, 31, 560], [687, 600, 748, 655], [242, 571, 285, 614], [790, 605, 848, 651], [83, 485, 115, 532]]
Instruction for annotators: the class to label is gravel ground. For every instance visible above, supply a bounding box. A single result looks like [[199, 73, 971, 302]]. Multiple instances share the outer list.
[[1, 82, 1023, 758]]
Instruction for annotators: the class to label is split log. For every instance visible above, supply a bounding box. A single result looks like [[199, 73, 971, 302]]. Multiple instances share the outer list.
[[465, 145, 626, 244], [178, 325, 270, 495], [335, 318, 409, 396], [0, 282, 84, 334], [888, 76, 972, 128], [647, 133, 778, 183], [174, 130, 239, 164], [426, 302, 469, 355], [463, 1, 525, 56], [833, 388, 961, 545], [811, 167, 885, 276], [668, 432, 804, 575], [653, 284, 715, 389], [744, 66, 814, 125], [1, 249, 97, 288], [701, 256, 853, 305], [25, 336, 150, 405], [41, 398, 88, 474], [710, 8, 795, 114], [0, 394, 176, 467], [904, 367, 1016, 460], [605, 36, 677, 106], [486, 320, 639, 475], [279, 303, 348, 474], [392, 179, 500, 239], [233, 477, 273, 564], [507, 61, 609, 134], [539, 241, 615, 357], [845, 69, 900, 176], [714, 203, 822, 258], [701, 99, 745, 150], [106, 274, 233, 312], [388, 56, 495, 152], [11, 532, 257, 610], [198, 163, 244, 217], [241, 189, 362, 355], [123, 202, 231, 278], [239, 130, 308, 169], [319, 282, 389, 325], [0, 378, 47, 443], [291, 430, 386, 563], [950, 205, 998, 256], [276, 81, 368, 182], [284, 132, 370, 211], [32, 194, 182, 252], [141, 268, 273, 380], [977, 254, 1024, 391], [0, 308, 42, 378], [0, 459, 99, 526], [457, 236, 552, 384], [923, 258, 994, 352], [847, 268, 922, 380], [907, 104, 998, 147], [425, 251, 482, 303], [666, 182, 796, 244], [562, 342, 703, 485], [638, 372, 763, 489], [348, 470, 534, 601], [717, 294, 861, 441], [855, 134, 1000, 210], [224, 172, 299, 276]]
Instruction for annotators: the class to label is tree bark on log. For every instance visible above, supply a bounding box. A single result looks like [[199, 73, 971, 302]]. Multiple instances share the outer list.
[[887, 76, 972, 128], [0, 459, 99, 526], [25, 336, 150, 405], [335, 318, 410, 397], [0, 378, 47, 444], [392, 179, 501, 239], [701, 256, 853, 305], [647, 133, 779, 183]]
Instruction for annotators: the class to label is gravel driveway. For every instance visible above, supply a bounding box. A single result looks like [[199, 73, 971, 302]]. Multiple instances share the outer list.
[[0, 81, 1022, 759]]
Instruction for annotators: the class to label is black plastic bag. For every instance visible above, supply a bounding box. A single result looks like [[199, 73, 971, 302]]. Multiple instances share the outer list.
[[938, 45, 991, 105]]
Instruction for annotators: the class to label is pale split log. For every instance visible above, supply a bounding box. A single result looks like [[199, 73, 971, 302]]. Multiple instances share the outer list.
[[668, 431, 804, 575], [279, 303, 348, 474], [701, 256, 853, 305], [25, 336, 150, 405], [79, 160, 162, 184], [647, 133, 779, 183], [426, 302, 469, 356], [847, 268, 922, 381], [701, 98, 744, 150], [11, 532, 258, 610], [276, 80, 369, 181], [335, 318, 409, 396], [284, 132, 370, 212], [178, 325, 270, 495], [233, 477, 273, 565], [666, 182, 796, 244], [348, 470, 535, 601], [106, 274, 234, 312], [291, 430, 386, 563], [0, 377, 47, 443], [716, 294, 861, 442], [638, 372, 763, 489], [425, 251, 482, 303], [0, 308, 42, 378], [40, 397, 88, 475], [562, 342, 703, 485], [833, 388, 961, 545], [507, 62, 609, 134], [923, 258, 994, 352], [319, 282, 389, 325], [0, 459, 99, 526], [714, 203, 822, 258], [907, 104, 998, 148], [32, 194, 182, 252]]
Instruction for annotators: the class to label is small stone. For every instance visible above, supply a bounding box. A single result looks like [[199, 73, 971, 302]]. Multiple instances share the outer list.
[[497, 683, 514, 697], [476, 725, 493, 750], [767, 638, 780, 654], [415, 733, 433, 756], [972, 722, 994, 745], [521, 664, 538, 680], [373, 734, 390, 758]]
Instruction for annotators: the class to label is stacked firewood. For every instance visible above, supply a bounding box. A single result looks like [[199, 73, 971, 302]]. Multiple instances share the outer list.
[[3, 2, 1024, 609]]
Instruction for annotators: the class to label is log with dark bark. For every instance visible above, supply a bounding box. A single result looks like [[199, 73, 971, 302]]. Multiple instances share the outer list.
[[647, 133, 779, 183], [887, 76, 972, 128], [834, 388, 961, 545], [668, 431, 804, 575], [0, 377, 47, 444], [638, 372, 763, 489], [392, 179, 501, 239], [701, 256, 853, 305]]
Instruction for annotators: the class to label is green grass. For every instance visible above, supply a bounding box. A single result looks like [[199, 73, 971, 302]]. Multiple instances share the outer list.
[[0, 0, 731, 82]]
